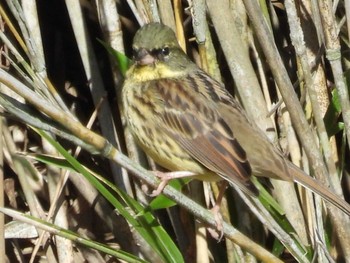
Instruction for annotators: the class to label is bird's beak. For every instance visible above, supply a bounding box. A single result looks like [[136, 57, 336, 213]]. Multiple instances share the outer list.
[[134, 48, 155, 66]]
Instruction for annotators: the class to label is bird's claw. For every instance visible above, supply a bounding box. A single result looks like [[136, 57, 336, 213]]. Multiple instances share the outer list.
[[149, 171, 196, 196]]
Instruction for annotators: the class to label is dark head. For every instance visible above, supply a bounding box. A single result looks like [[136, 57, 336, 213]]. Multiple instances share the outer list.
[[131, 23, 194, 74], [132, 23, 180, 66]]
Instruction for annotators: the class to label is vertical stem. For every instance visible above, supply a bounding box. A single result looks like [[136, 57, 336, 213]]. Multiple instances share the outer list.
[[318, 0, 350, 153], [0, 118, 5, 263]]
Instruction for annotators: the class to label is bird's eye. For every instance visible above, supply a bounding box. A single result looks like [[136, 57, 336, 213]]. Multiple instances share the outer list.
[[151, 47, 170, 61], [160, 47, 170, 56]]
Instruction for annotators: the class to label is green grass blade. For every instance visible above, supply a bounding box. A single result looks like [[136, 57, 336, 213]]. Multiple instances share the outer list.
[[34, 128, 184, 263]]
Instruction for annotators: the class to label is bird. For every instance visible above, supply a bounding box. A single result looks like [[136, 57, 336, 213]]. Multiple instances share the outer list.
[[122, 22, 350, 216]]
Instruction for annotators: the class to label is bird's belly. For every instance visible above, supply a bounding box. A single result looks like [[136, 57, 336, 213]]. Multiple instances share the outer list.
[[124, 106, 218, 181], [132, 121, 206, 174]]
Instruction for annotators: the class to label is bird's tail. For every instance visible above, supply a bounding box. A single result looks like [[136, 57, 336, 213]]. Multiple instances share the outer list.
[[287, 162, 350, 216]]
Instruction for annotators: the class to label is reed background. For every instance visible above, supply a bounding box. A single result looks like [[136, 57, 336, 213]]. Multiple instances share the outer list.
[[0, 0, 350, 262]]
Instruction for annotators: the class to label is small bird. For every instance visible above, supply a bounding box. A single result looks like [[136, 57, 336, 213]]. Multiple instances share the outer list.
[[122, 22, 350, 215]]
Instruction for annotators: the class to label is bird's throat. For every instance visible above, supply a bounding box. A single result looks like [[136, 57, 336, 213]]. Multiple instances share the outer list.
[[127, 63, 186, 82]]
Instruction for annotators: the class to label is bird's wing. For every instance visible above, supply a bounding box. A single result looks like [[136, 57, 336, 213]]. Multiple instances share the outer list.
[[151, 71, 258, 195]]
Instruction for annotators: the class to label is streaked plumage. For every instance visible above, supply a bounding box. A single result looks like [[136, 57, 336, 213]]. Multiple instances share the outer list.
[[122, 22, 350, 214]]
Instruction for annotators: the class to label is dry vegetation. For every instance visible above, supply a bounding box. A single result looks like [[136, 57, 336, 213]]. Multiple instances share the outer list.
[[0, 0, 350, 262]]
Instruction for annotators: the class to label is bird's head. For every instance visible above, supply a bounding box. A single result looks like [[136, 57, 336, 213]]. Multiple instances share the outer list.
[[129, 23, 195, 80], [132, 23, 180, 66]]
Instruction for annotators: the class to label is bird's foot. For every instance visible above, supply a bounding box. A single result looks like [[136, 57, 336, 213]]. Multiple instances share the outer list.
[[207, 182, 229, 241], [207, 204, 224, 241], [150, 171, 196, 196]]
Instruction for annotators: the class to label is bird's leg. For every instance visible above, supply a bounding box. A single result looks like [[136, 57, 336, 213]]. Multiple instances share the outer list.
[[150, 171, 196, 196], [208, 181, 229, 241]]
